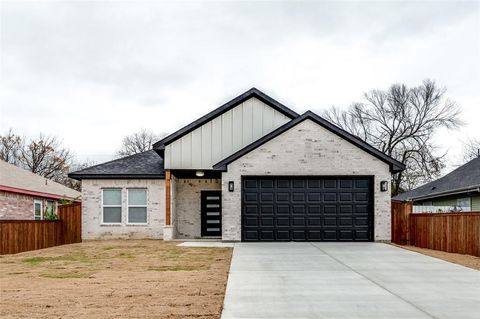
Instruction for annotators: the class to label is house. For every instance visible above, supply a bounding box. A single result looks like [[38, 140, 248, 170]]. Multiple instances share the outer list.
[[69, 88, 405, 242], [0, 160, 81, 220], [393, 157, 480, 213]]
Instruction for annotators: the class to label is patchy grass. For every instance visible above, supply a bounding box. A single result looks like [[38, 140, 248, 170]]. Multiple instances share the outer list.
[[0, 240, 232, 319], [148, 265, 207, 272], [40, 272, 92, 279]]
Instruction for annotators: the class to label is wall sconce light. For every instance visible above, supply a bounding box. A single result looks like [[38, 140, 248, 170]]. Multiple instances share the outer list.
[[380, 181, 388, 192], [195, 170, 204, 177], [228, 181, 234, 192]]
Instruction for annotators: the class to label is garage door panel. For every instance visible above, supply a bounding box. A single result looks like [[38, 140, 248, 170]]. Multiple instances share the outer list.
[[260, 192, 274, 202], [292, 192, 305, 202], [276, 217, 290, 227], [245, 205, 258, 214], [242, 177, 372, 242], [323, 193, 337, 201], [260, 230, 274, 240], [292, 217, 305, 226], [324, 180, 337, 188], [276, 230, 290, 240], [245, 217, 258, 227], [307, 230, 322, 240], [260, 179, 274, 188], [244, 193, 258, 202], [307, 205, 321, 214], [261, 217, 274, 226], [340, 180, 353, 188]]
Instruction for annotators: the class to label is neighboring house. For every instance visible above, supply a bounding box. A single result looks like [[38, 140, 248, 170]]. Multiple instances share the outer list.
[[393, 157, 480, 213], [0, 160, 81, 220], [70, 88, 405, 242]]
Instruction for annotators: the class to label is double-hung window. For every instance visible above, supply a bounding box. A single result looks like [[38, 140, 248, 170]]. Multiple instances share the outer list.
[[102, 189, 122, 224], [34, 200, 43, 220], [128, 189, 147, 224]]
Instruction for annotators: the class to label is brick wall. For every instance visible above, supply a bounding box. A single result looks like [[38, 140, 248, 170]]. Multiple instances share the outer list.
[[0, 191, 35, 219], [221, 119, 392, 241], [81, 179, 165, 239], [173, 178, 221, 239]]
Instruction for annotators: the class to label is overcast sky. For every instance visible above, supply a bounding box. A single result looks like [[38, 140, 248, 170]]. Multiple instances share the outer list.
[[1, 0, 479, 172]]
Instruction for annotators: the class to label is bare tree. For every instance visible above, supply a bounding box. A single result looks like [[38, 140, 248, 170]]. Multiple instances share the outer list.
[[19, 134, 74, 182], [0, 130, 78, 189], [61, 159, 97, 191], [116, 129, 166, 157], [462, 138, 480, 163], [0, 129, 22, 165], [323, 79, 463, 195]]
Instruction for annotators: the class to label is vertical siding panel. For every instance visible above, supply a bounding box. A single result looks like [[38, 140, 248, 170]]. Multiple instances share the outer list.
[[191, 128, 202, 168], [232, 103, 243, 151], [170, 140, 182, 168], [252, 98, 264, 140], [211, 117, 222, 163], [221, 110, 233, 158], [201, 122, 212, 168], [180, 134, 192, 168], [262, 104, 274, 134], [242, 99, 253, 145]]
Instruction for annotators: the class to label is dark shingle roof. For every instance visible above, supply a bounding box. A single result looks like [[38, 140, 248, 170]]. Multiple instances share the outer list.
[[393, 157, 480, 201], [68, 150, 165, 180]]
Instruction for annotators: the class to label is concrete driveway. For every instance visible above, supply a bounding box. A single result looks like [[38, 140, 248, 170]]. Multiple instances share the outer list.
[[221, 242, 480, 319]]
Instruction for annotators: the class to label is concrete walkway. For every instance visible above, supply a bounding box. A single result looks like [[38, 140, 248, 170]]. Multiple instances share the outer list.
[[221, 242, 480, 319]]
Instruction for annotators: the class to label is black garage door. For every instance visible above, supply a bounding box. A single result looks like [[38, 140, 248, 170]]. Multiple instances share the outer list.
[[242, 176, 373, 241]]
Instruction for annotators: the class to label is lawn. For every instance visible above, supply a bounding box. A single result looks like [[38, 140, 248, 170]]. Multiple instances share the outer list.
[[0, 240, 232, 319]]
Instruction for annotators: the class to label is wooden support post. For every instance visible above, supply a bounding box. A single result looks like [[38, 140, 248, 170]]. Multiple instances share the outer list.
[[165, 170, 171, 225]]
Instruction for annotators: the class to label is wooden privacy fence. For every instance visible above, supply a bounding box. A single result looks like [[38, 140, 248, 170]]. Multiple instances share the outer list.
[[0, 202, 81, 255], [391, 200, 480, 257]]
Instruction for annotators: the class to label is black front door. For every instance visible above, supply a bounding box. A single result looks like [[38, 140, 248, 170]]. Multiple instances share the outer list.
[[201, 191, 222, 237]]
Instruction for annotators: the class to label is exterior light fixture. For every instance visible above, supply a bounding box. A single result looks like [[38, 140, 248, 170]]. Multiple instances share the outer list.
[[380, 181, 388, 192], [228, 181, 234, 192], [195, 170, 204, 177]]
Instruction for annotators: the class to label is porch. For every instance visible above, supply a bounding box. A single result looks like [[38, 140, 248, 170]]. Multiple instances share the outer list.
[[163, 170, 223, 240]]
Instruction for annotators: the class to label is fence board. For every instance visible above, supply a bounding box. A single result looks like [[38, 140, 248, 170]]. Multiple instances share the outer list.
[[392, 201, 480, 257], [0, 203, 81, 255]]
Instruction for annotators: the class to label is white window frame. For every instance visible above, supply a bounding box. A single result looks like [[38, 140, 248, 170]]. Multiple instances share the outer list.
[[127, 188, 148, 225], [102, 189, 122, 225], [33, 199, 43, 220]]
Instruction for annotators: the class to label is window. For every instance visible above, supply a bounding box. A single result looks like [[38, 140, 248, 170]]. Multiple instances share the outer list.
[[102, 189, 122, 223], [128, 189, 147, 224], [457, 197, 471, 211], [46, 200, 56, 215], [34, 200, 43, 220]]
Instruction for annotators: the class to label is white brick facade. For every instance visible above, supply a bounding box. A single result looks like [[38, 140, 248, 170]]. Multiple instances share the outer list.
[[221, 119, 392, 241], [173, 178, 221, 238], [81, 179, 165, 239]]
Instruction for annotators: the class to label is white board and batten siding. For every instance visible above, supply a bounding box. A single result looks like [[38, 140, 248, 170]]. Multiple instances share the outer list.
[[164, 97, 291, 169]]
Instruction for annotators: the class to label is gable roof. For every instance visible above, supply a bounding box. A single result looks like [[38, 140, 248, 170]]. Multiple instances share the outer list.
[[213, 111, 405, 173], [0, 160, 81, 199], [68, 150, 165, 180], [152, 88, 299, 150], [393, 157, 480, 201]]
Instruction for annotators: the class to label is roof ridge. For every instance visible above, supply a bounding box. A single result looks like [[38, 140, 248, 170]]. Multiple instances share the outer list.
[[152, 88, 299, 149]]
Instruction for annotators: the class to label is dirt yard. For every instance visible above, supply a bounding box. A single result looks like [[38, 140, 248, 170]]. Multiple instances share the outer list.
[[393, 244, 480, 270], [0, 240, 233, 319]]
